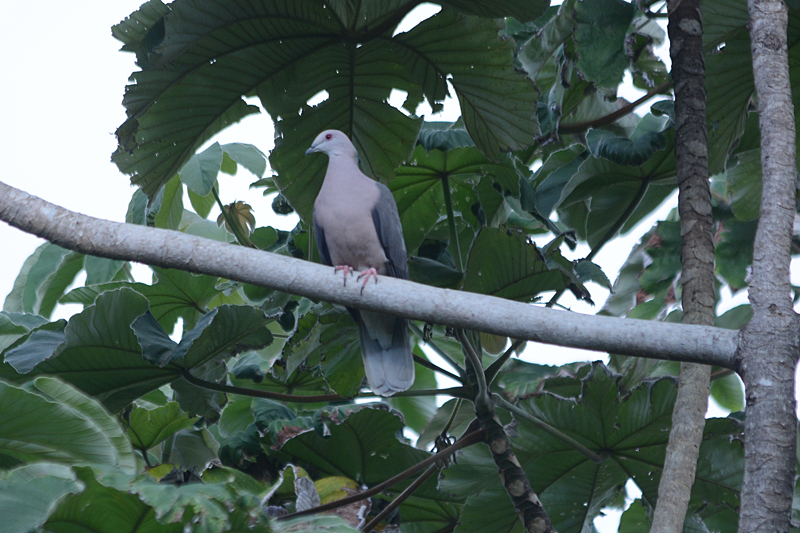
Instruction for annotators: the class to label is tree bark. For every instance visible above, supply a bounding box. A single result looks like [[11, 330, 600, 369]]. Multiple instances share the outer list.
[[651, 1, 715, 531], [738, 0, 799, 531], [0, 179, 739, 368]]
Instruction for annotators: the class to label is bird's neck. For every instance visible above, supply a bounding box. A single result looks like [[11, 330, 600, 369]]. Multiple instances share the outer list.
[[321, 155, 368, 189]]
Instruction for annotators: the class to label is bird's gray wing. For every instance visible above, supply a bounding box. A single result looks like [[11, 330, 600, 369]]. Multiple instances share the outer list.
[[371, 183, 408, 280], [313, 214, 333, 267]]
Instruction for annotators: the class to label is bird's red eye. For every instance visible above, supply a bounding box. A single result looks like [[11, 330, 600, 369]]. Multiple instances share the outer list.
[[325, 133, 332, 140]]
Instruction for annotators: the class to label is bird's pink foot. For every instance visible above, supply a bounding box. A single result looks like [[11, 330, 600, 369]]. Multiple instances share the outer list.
[[357, 268, 379, 294], [334, 265, 354, 286]]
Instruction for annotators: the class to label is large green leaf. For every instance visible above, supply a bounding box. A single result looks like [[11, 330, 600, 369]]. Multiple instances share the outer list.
[[127, 402, 198, 451], [439, 363, 743, 533], [0, 463, 84, 533], [0, 311, 49, 355], [281, 304, 364, 398], [462, 228, 568, 300], [0, 289, 168, 412], [573, 0, 634, 89], [3, 243, 84, 319], [61, 267, 221, 333], [0, 378, 135, 472], [277, 405, 428, 486], [554, 130, 677, 247], [393, 140, 521, 256], [113, 1, 539, 221], [391, 11, 539, 159], [703, 0, 753, 174]]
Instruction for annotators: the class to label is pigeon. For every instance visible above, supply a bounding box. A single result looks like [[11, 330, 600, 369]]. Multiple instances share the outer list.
[[305, 129, 414, 396]]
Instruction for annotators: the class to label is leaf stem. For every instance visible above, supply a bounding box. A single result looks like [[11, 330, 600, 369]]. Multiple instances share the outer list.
[[457, 329, 490, 411], [179, 369, 344, 403], [360, 464, 438, 532], [277, 428, 486, 521], [409, 322, 466, 378], [441, 173, 464, 271], [413, 354, 464, 383], [485, 339, 525, 385], [559, 80, 672, 134], [493, 393, 605, 464]]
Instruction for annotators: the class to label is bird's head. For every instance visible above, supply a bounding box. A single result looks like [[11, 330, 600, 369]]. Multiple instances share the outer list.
[[305, 130, 358, 161]]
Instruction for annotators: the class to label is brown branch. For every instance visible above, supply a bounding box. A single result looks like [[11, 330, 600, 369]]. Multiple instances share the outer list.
[[558, 80, 672, 134], [277, 428, 487, 521], [651, 1, 714, 529]]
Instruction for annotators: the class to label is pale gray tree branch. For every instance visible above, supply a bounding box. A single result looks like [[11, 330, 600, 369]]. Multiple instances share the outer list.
[[738, 0, 800, 530], [0, 179, 738, 367]]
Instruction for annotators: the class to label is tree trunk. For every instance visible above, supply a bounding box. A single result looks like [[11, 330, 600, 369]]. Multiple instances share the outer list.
[[738, 0, 799, 530], [651, 0, 715, 530]]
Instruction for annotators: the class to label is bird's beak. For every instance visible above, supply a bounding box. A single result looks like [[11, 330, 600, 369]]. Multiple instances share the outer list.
[[305, 145, 317, 156]]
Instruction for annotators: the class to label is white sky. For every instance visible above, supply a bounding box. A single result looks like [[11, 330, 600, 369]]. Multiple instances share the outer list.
[[0, 2, 777, 531]]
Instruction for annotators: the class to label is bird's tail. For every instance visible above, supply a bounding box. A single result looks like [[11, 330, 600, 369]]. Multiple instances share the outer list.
[[357, 310, 414, 396]]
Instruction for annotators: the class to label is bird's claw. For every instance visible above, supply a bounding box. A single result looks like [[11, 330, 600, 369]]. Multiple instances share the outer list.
[[357, 268, 379, 295], [334, 265, 354, 286]]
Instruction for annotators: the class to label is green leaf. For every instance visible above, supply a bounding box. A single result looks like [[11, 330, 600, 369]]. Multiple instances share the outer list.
[[188, 188, 216, 218], [407, 256, 464, 288], [0, 377, 135, 472], [0, 463, 84, 533], [393, 143, 521, 255], [2, 288, 176, 413], [127, 402, 197, 451], [154, 175, 185, 230], [46, 467, 182, 533], [439, 0, 548, 22], [416, 398, 475, 450], [399, 474, 463, 533], [518, 0, 578, 81], [704, 0, 754, 174], [179, 142, 224, 196], [725, 149, 762, 221], [222, 142, 268, 178], [277, 405, 428, 486], [84, 256, 126, 285], [0, 312, 48, 355], [112, 2, 540, 219], [62, 267, 221, 333], [555, 130, 677, 247], [716, 218, 757, 291], [4, 243, 84, 319], [274, 515, 361, 533], [574, 0, 635, 88], [440, 363, 743, 532], [3, 320, 67, 373], [463, 228, 568, 301], [456, 487, 524, 533], [392, 11, 539, 158], [710, 373, 745, 413], [586, 129, 667, 166], [492, 359, 582, 401]]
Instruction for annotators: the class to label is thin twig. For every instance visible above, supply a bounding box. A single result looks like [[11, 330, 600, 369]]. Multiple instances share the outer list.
[[409, 322, 466, 378], [457, 329, 491, 412], [485, 339, 526, 385], [179, 368, 344, 403], [559, 80, 672, 134], [277, 428, 486, 521], [413, 354, 463, 383], [360, 464, 438, 532]]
